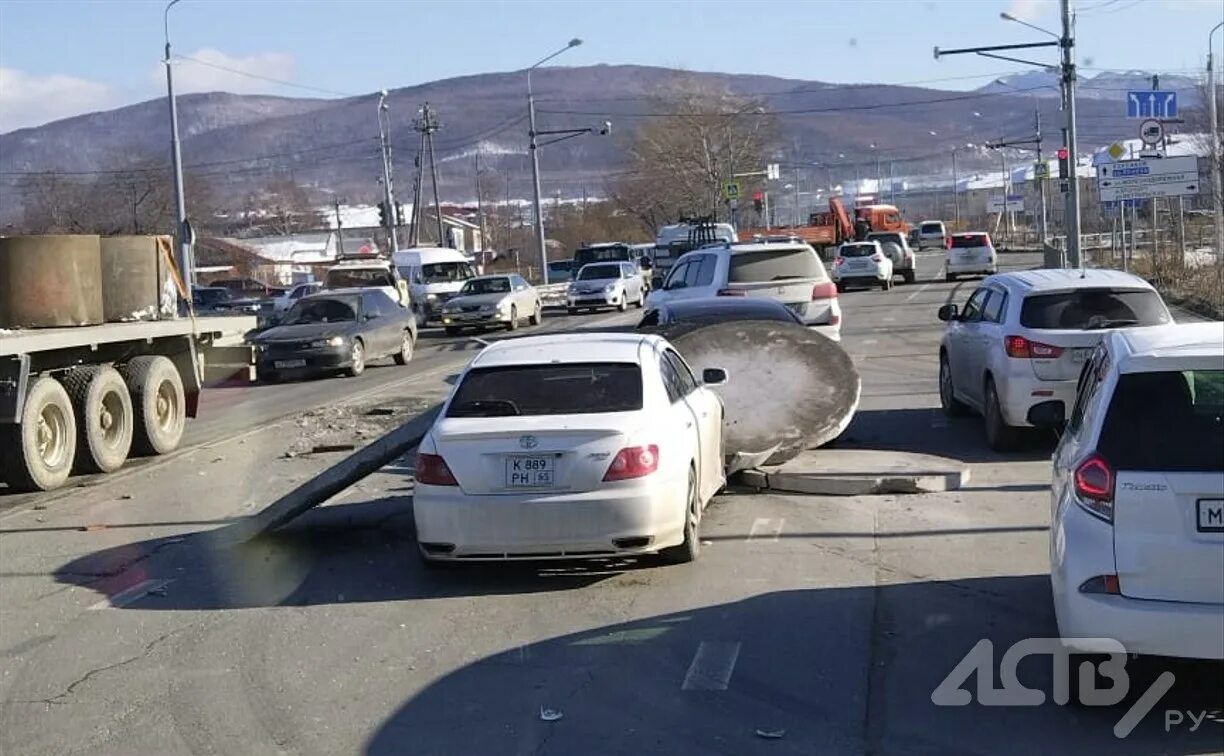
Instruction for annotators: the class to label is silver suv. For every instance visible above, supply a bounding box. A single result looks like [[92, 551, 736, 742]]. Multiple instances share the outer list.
[[937, 268, 1172, 450]]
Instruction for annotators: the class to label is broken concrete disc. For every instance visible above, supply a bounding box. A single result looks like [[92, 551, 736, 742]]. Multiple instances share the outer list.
[[661, 320, 861, 468]]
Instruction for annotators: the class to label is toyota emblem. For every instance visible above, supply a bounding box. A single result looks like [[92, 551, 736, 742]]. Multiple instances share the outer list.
[[519, 435, 538, 449]]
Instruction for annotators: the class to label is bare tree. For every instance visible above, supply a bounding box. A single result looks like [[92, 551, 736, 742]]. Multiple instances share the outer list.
[[610, 77, 778, 233]]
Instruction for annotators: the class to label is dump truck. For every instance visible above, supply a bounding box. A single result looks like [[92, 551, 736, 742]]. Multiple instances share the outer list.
[[739, 198, 911, 260], [0, 235, 256, 492]]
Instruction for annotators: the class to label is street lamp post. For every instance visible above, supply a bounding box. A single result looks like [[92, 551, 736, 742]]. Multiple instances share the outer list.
[[377, 92, 399, 251], [527, 38, 582, 284], [163, 0, 192, 287], [1210, 22, 1223, 262]]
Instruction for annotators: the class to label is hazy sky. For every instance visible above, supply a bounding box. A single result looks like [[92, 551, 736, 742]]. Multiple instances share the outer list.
[[1, 0, 1220, 132]]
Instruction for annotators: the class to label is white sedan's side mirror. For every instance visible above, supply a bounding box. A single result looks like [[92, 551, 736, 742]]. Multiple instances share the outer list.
[[702, 367, 729, 386]]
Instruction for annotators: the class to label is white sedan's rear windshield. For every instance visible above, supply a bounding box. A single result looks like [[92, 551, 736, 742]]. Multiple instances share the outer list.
[[729, 248, 824, 283], [447, 363, 643, 417], [1100, 370, 1223, 471], [1020, 288, 1169, 329]]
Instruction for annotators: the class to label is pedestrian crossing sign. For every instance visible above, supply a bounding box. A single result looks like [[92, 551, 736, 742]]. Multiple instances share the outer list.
[[723, 181, 742, 201]]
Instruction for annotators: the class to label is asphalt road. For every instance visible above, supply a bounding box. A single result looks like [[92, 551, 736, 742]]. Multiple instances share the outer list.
[[1, 252, 1221, 755]]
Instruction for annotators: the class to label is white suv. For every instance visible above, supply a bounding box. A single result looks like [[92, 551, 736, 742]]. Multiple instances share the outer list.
[[937, 269, 1172, 450], [945, 232, 998, 281], [831, 241, 894, 291], [1032, 322, 1223, 660], [646, 241, 841, 341]]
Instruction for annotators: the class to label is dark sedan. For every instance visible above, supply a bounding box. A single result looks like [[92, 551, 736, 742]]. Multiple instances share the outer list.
[[637, 297, 804, 329], [249, 288, 416, 381]]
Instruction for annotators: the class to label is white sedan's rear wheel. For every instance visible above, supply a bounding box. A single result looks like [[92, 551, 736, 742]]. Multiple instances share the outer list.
[[659, 467, 700, 564]]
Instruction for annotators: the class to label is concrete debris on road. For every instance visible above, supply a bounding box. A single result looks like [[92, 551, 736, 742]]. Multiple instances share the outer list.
[[539, 707, 564, 722]]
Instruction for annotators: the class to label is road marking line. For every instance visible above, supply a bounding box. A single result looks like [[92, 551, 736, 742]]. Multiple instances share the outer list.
[[89, 579, 174, 610], [863, 339, 878, 345], [904, 281, 934, 303], [930, 409, 947, 429], [883, 317, 896, 322], [747, 517, 784, 541], [681, 641, 741, 691]]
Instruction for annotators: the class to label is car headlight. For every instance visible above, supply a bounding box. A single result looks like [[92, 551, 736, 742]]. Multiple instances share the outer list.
[[310, 336, 345, 348], [480, 304, 497, 313], [426, 293, 438, 301], [604, 283, 617, 293]]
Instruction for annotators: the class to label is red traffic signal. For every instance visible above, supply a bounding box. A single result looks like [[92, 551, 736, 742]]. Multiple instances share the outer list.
[[752, 191, 764, 201], [1056, 147, 1069, 160]]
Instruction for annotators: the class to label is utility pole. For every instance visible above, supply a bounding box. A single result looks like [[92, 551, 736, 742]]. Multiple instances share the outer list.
[[333, 196, 345, 256], [1209, 22, 1223, 262], [163, 0, 192, 287], [1035, 107, 1048, 247], [414, 103, 446, 248], [377, 91, 399, 251], [474, 148, 487, 260], [409, 129, 425, 246], [951, 149, 960, 226], [1060, 0, 1082, 268]]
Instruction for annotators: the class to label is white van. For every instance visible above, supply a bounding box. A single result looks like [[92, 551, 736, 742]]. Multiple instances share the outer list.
[[323, 257, 409, 307], [392, 247, 477, 324]]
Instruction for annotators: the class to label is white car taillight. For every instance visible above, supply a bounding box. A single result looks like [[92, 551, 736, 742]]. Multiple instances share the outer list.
[[416, 453, 458, 486], [603, 445, 659, 481], [811, 281, 838, 300], [1004, 335, 1064, 359], [1073, 453, 1113, 523]]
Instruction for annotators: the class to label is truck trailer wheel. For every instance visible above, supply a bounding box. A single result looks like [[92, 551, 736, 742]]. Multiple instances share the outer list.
[[120, 355, 185, 456], [63, 365, 133, 474], [2, 376, 77, 491]]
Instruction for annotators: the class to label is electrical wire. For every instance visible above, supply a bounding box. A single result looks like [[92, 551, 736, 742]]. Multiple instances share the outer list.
[[172, 54, 359, 98]]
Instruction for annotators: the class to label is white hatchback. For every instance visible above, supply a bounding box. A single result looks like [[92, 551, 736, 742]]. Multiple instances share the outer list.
[[937, 269, 1172, 450], [832, 240, 895, 291], [1033, 322, 1224, 660], [645, 241, 841, 341], [412, 332, 727, 564]]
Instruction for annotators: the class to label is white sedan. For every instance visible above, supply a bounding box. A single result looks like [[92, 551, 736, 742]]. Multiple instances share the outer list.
[[412, 332, 727, 564]]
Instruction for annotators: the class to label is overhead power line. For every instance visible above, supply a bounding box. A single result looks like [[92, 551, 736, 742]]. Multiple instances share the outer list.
[[172, 54, 359, 98]]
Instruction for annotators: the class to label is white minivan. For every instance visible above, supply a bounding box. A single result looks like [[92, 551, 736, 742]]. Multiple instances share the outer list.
[[393, 247, 477, 324]]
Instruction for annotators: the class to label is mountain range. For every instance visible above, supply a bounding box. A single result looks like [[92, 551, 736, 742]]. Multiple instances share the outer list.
[[0, 65, 1201, 221]]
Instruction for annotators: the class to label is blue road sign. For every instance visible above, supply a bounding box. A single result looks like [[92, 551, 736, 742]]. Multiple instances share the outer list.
[[1101, 198, 1146, 216], [1126, 90, 1178, 119]]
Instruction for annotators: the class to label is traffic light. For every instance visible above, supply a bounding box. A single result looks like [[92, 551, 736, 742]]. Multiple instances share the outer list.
[[377, 201, 388, 227], [753, 191, 764, 215], [1057, 147, 1069, 180], [395, 202, 405, 226]]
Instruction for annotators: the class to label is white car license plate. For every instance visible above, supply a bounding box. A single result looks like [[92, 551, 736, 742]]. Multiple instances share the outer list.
[[274, 360, 306, 369], [505, 456, 555, 487], [1197, 499, 1224, 533], [1071, 348, 1092, 364]]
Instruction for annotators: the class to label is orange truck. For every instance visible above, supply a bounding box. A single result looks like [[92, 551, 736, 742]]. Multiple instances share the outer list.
[[742, 198, 910, 260]]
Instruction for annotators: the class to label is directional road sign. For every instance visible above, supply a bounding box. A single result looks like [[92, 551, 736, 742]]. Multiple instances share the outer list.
[[989, 194, 1025, 213], [1126, 90, 1178, 119], [1097, 155, 1200, 202]]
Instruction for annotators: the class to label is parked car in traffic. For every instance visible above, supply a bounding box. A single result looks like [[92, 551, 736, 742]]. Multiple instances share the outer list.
[[439, 274, 543, 335], [638, 297, 804, 330], [392, 247, 478, 324], [1031, 321, 1223, 662], [546, 260, 575, 283], [211, 277, 284, 297], [572, 242, 653, 292], [945, 232, 998, 281], [645, 241, 841, 341], [324, 256, 410, 308], [412, 332, 728, 565], [832, 241, 895, 291], [917, 220, 947, 250], [249, 288, 416, 381], [191, 286, 235, 313], [865, 231, 917, 283], [567, 262, 646, 314], [937, 269, 1172, 450], [270, 281, 323, 312]]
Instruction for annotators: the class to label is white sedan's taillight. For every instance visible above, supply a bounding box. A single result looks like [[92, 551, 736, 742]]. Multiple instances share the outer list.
[[603, 445, 659, 481], [416, 453, 458, 486]]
